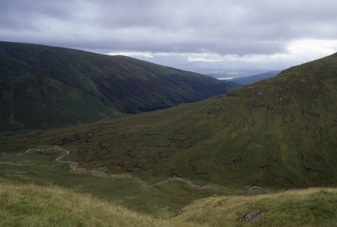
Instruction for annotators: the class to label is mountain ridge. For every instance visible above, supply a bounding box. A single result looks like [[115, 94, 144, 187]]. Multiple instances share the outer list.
[[0, 41, 237, 131]]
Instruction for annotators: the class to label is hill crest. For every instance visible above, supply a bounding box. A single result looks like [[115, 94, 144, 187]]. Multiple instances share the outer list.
[[0, 41, 237, 131]]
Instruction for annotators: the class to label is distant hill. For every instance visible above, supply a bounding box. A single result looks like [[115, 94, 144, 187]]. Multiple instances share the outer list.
[[0, 41, 237, 131], [230, 70, 281, 85]]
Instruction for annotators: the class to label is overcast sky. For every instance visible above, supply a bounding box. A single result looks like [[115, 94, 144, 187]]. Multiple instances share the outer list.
[[1, 0, 337, 74]]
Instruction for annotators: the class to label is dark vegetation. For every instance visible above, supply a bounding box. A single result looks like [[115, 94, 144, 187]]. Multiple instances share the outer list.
[[0, 41, 237, 131], [3, 53, 337, 190]]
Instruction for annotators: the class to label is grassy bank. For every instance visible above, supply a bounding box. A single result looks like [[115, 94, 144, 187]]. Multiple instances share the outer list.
[[175, 188, 337, 226], [2, 182, 337, 226], [0, 183, 191, 226]]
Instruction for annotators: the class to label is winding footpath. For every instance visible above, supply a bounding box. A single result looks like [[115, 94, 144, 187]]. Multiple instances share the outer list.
[[20, 146, 267, 194], [53, 147, 78, 170]]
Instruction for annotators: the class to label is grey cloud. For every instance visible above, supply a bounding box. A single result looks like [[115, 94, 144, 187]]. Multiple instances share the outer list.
[[0, 1, 71, 28], [1, 0, 337, 69]]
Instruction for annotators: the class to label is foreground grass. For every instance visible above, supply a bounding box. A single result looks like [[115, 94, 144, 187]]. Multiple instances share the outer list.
[[2, 183, 337, 226], [175, 188, 337, 226], [0, 149, 236, 218], [0, 183, 191, 227]]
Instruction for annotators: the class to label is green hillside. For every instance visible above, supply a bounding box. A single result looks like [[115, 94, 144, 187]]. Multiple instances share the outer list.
[[0, 41, 236, 131], [3, 53, 337, 189], [2, 53, 337, 226]]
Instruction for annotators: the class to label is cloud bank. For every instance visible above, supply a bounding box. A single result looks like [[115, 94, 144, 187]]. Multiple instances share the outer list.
[[1, 0, 337, 72]]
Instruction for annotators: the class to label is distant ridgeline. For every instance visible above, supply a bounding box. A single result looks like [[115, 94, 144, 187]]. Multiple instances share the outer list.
[[230, 70, 281, 85], [0, 41, 237, 131]]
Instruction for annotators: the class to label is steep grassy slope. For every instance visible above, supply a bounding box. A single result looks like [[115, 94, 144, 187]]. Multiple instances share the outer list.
[[0, 41, 236, 131], [3, 53, 337, 188]]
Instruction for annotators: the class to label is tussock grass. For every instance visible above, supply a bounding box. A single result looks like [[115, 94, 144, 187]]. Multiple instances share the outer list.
[[2, 183, 337, 226], [175, 188, 337, 226], [0, 183, 191, 226]]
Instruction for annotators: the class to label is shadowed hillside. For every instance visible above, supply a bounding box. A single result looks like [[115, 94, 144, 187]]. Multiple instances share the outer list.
[[2, 53, 337, 188], [0, 41, 236, 131]]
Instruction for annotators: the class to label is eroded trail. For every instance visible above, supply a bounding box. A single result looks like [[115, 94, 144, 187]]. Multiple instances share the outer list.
[[20, 146, 263, 194], [151, 176, 234, 193], [53, 147, 79, 170]]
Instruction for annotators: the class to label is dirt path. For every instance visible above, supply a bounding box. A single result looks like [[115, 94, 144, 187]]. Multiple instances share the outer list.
[[52, 146, 78, 170], [53, 146, 237, 192], [245, 185, 270, 194], [151, 176, 236, 193], [89, 170, 149, 185], [17, 148, 42, 156], [20, 146, 267, 194], [19, 146, 78, 170]]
